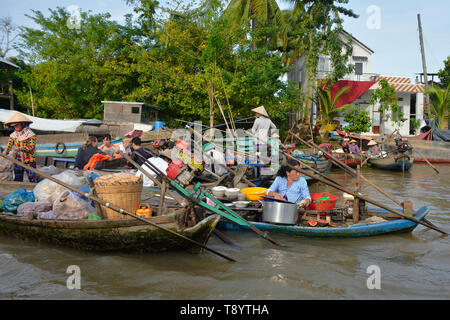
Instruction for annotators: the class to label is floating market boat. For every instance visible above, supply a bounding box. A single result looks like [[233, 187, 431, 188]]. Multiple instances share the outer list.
[[0, 211, 220, 253], [368, 152, 413, 171], [217, 206, 429, 238]]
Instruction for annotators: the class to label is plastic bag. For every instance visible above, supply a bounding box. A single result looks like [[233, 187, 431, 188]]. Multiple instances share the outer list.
[[17, 202, 53, 217], [0, 157, 13, 172], [0, 171, 13, 181], [33, 170, 87, 203], [53, 190, 95, 220], [1, 188, 35, 214], [38, 211, 57, 220]]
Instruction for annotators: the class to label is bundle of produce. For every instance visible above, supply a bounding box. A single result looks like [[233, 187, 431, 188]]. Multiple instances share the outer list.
[[1, 188, 35, 214], [17, 202, 53, 219], [33, 171, 87, 203], [52, 190, 95, 220]]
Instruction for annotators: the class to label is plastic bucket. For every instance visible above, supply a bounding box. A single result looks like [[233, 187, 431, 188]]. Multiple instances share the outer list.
[[306, 192, 338, 214], [154, 121, 165, 131]]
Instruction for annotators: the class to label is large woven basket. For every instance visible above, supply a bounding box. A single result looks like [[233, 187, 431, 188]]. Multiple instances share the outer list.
[[94, 173, 143, 220]]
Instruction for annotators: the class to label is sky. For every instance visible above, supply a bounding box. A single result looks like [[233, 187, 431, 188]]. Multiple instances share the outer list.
[[2, 0, 449, 81]]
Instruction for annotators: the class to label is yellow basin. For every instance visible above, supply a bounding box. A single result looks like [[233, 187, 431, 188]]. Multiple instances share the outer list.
[[240, 187, 268, 201]]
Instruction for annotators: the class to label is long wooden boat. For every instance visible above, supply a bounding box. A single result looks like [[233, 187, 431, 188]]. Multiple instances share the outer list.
[[332, 153, 365, 168], [0, 211, 220, 253], [217, 207, 429, 238], [0, 133, 123, 158], [368, 152, 413, 171]]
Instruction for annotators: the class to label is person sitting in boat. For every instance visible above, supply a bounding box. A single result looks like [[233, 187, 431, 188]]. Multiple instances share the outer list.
[[74, 136, 105, 170], [348, 140, 360, 154], [2, 112, 37, 182], [266, 158, 311, 208], [367, 140, 380, 156], [99, 134, 120, 159], [129, 137, 155, 167], [340, 138, 350, 153], [118, 137, 132, 157]]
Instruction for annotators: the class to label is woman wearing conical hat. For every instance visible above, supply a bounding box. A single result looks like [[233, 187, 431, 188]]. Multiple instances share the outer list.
[[367, 139, 380, 156], [2, 112, 37, 182], [251, 106, 277, 165]]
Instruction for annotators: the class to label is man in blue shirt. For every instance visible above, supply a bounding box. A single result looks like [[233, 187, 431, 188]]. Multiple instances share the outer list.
[[267, 159, 311, 208]]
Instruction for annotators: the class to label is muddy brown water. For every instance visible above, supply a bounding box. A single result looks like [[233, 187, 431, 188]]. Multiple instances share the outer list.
[[0, 164, 449, 299]]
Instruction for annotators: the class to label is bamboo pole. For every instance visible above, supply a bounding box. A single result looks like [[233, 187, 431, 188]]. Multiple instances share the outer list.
[[414, 148, 440, 174], [0, 153, 236, 262]]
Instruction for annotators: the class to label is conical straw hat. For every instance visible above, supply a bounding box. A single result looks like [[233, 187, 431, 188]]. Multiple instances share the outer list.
[[5, 112, 33, 125], [251, 105, 269, 117], [350, 139, 357, 143], [368, 140, 377, 146]]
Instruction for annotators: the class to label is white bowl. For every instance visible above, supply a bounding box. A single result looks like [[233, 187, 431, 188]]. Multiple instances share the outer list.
[[225, 188, 241, 199], [212, 186, 227, 197], [233, 201, 250, 208]]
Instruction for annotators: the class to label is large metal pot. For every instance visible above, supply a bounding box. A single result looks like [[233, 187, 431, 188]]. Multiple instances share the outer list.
[[262, 199, 298, 225]]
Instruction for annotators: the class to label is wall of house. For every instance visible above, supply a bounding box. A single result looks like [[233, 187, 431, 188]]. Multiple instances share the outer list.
[[103, 102, 142, 123]]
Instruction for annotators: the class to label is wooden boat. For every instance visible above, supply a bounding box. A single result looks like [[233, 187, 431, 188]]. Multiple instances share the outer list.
[[0, 211, 220, 253], [336, 129, 372, 151], [332, 153, 365, 168], [0, 133, 123, 158], [217, 206, 429, 238], [368, 152, 413, 171]]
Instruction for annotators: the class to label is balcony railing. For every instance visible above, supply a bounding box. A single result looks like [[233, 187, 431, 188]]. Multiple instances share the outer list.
[[316, 70, 380, 82]]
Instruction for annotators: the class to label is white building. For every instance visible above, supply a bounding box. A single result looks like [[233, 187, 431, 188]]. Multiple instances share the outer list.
[[287, 31, 425, 136]]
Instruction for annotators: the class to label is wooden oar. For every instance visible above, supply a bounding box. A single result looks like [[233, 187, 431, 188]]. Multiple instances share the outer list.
[[286, 164, 447, 235], [414, 149, 440, 174], [0, 154, 236, 262]]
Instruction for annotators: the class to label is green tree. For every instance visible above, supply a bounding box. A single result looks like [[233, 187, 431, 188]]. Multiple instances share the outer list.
[[438, 55, 450, 88], [16, 7, 139, 119], [343, 108, 372, 134], [369, 79, 400, 135], [316, 85, 354, 127], [286, 0, 358, 125], [425, 84, 450, 129], [223, 0, 288, 49]]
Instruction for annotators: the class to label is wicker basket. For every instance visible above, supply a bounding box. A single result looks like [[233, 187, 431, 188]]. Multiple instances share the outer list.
[[94, 174, 143, 220]]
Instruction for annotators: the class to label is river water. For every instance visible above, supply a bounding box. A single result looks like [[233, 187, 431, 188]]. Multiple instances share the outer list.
[[0, 164, 449, 300]]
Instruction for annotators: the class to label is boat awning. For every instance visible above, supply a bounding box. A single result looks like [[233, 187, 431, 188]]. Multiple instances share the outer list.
[[370, 76, 425, 93], [0, 109, 87, 132], [319, 80, 376, 109]]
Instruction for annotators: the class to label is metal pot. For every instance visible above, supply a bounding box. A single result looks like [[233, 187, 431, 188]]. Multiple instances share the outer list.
[[262, 199, 298, 225]]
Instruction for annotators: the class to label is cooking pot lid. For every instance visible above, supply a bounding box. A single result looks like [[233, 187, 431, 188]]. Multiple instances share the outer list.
[[262, 196, 295, 204]]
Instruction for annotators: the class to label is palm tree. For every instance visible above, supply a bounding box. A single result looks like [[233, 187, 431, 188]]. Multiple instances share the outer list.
[[316, 85, 354, 130], [223, 0, 287, 48], [426, 84, 450, 129]]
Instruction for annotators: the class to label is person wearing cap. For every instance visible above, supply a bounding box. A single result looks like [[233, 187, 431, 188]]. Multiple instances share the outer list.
[[348, 140, 360, 154], [251, 105, 277, 166], [129, 137, 155, 167], [367, 140, 380, 156], [2, 112, 37, 182]]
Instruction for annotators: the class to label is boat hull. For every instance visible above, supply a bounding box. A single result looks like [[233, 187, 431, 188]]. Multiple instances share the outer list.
[[368, 154, 413, 171], [0, 212, 220, 253], [217, 207, 429, 238]]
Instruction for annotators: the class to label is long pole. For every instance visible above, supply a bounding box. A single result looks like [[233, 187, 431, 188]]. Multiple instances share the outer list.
[[286, 164, 446, 235], [0, 153, 236, 262], [417, 14, 428, 92]]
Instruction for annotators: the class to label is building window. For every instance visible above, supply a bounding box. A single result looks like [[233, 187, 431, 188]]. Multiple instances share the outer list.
[[355, 62, 363, 75], [318, 57, 330, 72], [131, 106, 140, 114]]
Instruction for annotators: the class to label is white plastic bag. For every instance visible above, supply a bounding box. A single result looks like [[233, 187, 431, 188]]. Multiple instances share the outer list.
[[33, 170, 87, 203], [0, 157, 13, 172], [53, 190, 95, 220]]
